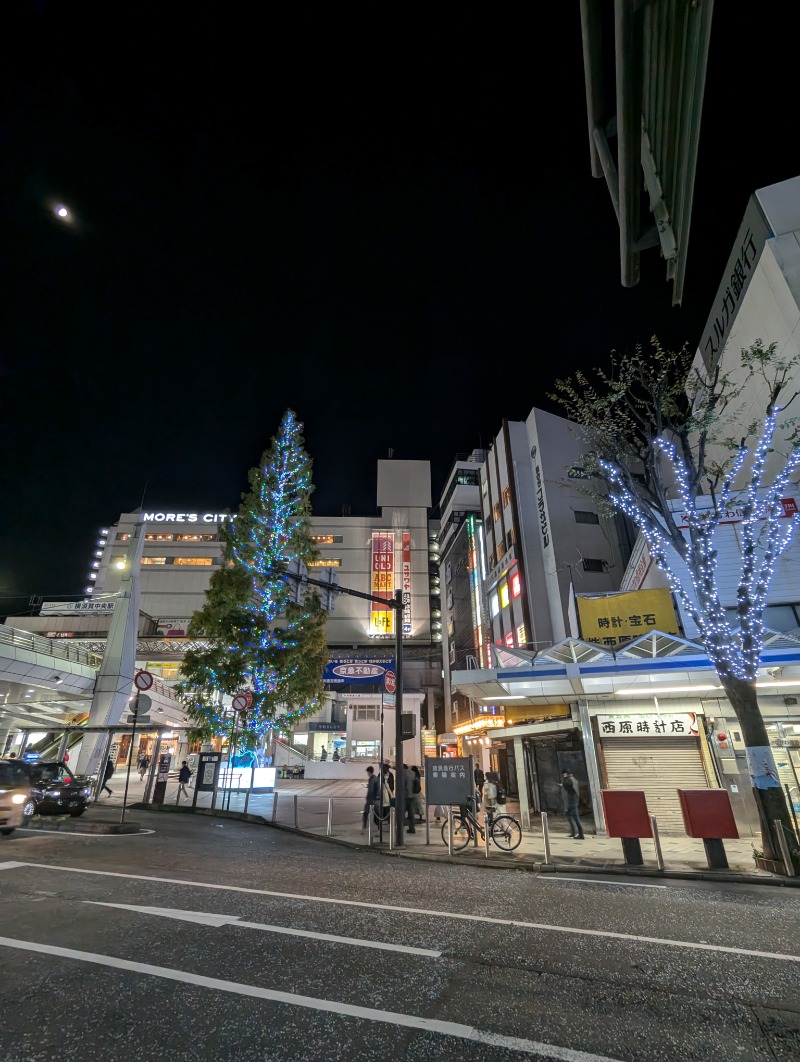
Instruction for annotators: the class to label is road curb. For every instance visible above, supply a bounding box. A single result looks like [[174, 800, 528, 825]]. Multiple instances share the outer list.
[[24, 817, 142, 835], [129, 803, 800, 886]]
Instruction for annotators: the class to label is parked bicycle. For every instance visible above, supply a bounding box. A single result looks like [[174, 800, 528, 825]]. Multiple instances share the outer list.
[[441, 799, 522, 852]]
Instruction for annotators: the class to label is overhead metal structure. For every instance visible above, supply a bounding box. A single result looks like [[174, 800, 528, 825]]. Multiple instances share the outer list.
[[580, 0, 714, 304]]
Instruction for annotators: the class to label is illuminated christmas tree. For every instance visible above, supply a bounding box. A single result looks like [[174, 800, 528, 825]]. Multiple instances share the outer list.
[[552, 339, 800, 864], [181, 410, 328, 745]]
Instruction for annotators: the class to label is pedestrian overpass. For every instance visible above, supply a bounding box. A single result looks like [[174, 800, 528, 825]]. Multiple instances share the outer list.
[[0, 622, 189, 744]]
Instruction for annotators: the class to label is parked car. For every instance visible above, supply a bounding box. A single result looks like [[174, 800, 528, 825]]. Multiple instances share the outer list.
[[0, 760, 36, 836], [26, 760, 93, 817]]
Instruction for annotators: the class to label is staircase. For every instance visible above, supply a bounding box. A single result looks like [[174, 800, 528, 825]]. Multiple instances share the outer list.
[[275, 737, 308, 766]]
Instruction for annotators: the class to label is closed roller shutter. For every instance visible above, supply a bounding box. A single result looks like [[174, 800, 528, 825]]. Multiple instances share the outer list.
[[602, 737, 709, 834]]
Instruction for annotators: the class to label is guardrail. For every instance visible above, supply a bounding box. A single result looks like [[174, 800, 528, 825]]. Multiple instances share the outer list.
[[0, 623, 102, 668]]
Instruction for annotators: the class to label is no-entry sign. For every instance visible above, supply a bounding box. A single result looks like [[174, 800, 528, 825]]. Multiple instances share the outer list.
[[384, 670, 396, 694], [134, 670, 154, 691], [232, 692, 249, 712]]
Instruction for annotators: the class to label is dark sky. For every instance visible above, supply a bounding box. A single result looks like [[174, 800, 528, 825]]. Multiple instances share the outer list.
[[1, 4, 796, 615]]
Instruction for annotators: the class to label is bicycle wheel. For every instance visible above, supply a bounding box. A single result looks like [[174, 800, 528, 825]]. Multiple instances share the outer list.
[[491, 815, 522, 852], [441, 814, 472, 851]]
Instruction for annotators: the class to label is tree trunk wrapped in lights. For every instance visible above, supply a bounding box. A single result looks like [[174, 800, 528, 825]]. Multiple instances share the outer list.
[[551, 338, 799, 863], [180, 410, 328, 746]]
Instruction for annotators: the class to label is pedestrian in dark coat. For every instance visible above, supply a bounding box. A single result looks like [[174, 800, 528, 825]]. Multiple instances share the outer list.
[[363, 765, 380, 828], [561, 770, 584, 839], [101, 757, 115, 796]]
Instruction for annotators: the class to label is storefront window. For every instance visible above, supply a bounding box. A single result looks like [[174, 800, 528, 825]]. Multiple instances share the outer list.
[[766, 722, 800, 811], [350, 740, 380, 758], [141, 556, 167, 565], [173, 556, 213, 566]]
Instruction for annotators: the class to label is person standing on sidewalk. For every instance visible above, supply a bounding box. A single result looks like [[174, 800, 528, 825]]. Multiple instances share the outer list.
[[410, 764, 424, 823], [402, 764, 416, 834], [363, 765, 380, 829], [561, 769, 584, 839], [177, 760, 192, 800]]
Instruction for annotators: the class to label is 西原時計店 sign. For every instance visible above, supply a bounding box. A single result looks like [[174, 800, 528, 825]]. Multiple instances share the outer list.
[[424, 757, 473, 805], [596, 713, 699, 737]]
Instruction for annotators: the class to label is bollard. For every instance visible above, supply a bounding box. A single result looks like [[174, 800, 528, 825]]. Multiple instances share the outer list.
[[271, 792, 279, 824], [293, 794, 299, 830], [367, 810, 373, 846], [389, 811, 396, 851], [542, 812, 553, 865], [649, 814, 665, 871], [326, 798, 333, 837], [484, 814, 491, 859], [773, 820, 797, 877], [244, 787, 251, 816], [425, 803, 430, 846], [448, 811, 454, 856]]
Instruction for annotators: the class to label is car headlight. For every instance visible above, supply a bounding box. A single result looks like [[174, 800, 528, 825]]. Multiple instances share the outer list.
[[81, 788, 91, 796], [11, 793, 26, 805]]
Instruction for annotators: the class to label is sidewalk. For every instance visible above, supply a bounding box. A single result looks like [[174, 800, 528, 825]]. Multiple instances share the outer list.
[[142, 779, 795, 884]]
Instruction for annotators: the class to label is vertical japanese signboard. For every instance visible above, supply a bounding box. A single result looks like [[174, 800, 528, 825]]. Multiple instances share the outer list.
[[370, 531, 395, 635], [402, 532, 412, 635]]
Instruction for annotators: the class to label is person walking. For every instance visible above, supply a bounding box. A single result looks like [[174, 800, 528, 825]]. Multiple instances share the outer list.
[[137, 753, 148, 781], [177, 760, 192, 800], [561, 769, 584, 839], [410, 764, 424, 823], [101, 756, 115, 796], [474, 764, 485, 801], [380, 762, 394, 820], [402, 764, 416, 833], [363, 765, 380, 829]]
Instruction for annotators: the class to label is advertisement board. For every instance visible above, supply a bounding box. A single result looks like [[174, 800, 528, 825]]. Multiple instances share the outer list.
[[370, 532, 395, 635], [576, 587, 679, 648]]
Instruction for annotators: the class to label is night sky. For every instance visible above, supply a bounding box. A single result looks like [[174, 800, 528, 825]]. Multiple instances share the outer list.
[[2, 4, 796, 616]]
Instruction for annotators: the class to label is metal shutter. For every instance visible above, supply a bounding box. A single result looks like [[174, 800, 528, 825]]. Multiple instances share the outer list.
[[602, 737, 709, 834]]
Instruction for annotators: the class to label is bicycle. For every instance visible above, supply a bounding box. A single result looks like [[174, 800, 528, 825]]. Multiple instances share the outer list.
[[441, 800, 522, 852]]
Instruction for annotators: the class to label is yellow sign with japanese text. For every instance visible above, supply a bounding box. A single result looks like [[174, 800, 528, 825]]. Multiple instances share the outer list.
[[576, 588, 679, 649]]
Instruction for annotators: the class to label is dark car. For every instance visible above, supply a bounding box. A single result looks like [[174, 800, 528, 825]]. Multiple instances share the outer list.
[[26, 760, 93, 817]]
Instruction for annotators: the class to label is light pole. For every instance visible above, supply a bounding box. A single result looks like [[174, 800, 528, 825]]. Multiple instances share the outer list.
[[283, 569, 408, 847]]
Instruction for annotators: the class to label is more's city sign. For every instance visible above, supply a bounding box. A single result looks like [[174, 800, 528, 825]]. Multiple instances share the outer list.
[[140, 512, 230, 524]]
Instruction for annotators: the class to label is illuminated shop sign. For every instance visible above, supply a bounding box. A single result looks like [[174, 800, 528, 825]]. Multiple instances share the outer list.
[[370, 532, 395, 635], [140, 512, 230, 524]]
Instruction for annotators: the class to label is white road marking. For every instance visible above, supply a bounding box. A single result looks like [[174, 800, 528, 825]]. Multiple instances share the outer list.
[[17, 828, 156, 837], [3, 861, 798, 965], [0, 935, 619, 1061], [543, 877, 667, 889], [85, 901, 441, 957]]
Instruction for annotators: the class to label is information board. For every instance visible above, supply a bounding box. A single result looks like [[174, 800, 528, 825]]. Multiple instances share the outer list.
[[424, 756, 473, 806]]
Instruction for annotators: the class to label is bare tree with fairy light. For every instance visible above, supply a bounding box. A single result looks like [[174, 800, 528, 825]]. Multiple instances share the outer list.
[[180, 409, 328, 747], [551, 338, 800, 865]]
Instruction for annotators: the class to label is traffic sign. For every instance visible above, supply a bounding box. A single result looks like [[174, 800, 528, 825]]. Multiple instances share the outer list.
[[232, 692, 249, 712], [384, 669, 397, 695], [242, 690, 253, 708], [134, 670, 154, 691], [130, 694, 152, 716]]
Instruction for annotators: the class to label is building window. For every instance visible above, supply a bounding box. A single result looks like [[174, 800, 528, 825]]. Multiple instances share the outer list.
[[499, 582, 510, 609], [505, 632, 514, 648], [510, 571, 522, 598], [353, 705, 380, 721], [173, 556, 213, 566], [116, 532, 130, 541], [145, 533, 174, 542], [497, 544, 505, 566], [490, 593, 499, 617], [506, 528, 515, 550], [516, 624, 527, 647], [574, 510, 600, 525], [307, 558, 342, 567], [502, 485, 511, 508], [311, 534, 343, 544], [350, 740, 380, 757], [582, 558, 606, 573], [493, 502, 501, 523], [141, 556, 167, 565], [175, 533, 216, 541]]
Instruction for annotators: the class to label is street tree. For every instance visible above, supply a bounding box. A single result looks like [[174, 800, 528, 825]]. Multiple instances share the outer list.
[[181, 410, 328, 746], [551, 338, 800, 862]]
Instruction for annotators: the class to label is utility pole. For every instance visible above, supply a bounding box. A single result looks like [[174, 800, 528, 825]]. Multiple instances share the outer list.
[[283, 567, 408, 847]]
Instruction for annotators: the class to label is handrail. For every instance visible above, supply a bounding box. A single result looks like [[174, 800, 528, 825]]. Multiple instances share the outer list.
[[0, 623, 102, 668]]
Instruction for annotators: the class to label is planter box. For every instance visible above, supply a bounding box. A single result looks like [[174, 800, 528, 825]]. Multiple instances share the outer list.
[[754, 855, 786, 875]]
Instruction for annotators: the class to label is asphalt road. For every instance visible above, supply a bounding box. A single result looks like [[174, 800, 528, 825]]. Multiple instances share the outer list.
[[0, 813, 798, 1061]]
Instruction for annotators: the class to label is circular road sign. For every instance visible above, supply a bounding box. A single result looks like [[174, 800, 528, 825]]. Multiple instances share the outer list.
[[232, 693, 249, 713], [242, 690, 254, 708], [384, 670, 397, 694], [134, 670, 154, 691]]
